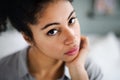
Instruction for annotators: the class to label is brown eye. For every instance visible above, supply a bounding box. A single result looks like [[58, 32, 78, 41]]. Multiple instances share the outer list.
[[47, 29, 58, 36], [69, 17, 76, 25]]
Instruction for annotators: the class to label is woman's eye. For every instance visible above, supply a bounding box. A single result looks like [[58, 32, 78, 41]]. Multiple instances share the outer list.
[[47, 29, 58, 36], [69, 17, 76, 25]]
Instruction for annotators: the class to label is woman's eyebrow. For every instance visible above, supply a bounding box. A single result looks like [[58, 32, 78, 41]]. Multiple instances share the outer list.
[[67, 9, 75, 20], [41, 9, 75, 30], [41, 23, 60, 30]]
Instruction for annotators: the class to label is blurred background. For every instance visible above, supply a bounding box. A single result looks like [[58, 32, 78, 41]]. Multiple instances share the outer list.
[[0, 0, 120, 80], [73, 0, 120, 36]]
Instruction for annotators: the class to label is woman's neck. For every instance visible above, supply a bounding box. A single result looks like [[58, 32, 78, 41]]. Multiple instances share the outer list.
[[27, 47, 64, 79]]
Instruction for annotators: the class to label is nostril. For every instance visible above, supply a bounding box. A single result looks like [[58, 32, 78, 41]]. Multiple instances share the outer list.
[[64, 34, 77, 46], [64, 38, 77, 45]]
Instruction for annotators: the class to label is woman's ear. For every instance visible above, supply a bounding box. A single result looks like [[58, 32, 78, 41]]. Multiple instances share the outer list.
[[21, 32, 33, 45]]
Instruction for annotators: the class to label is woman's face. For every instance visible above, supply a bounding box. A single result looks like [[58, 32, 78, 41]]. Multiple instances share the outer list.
[[29, 1, 81, 62]]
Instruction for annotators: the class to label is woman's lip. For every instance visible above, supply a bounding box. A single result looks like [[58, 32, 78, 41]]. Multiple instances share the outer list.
[[65, 47, 79, 56]]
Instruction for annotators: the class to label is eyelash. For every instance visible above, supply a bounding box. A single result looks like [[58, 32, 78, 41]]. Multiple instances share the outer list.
[[47, 29, 59, 36], [47, 17, 76, 36], [68, 17, 76, 25]]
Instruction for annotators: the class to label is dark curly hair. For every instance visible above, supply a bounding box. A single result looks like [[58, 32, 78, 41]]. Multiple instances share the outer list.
[[0, 0, 73, 40]]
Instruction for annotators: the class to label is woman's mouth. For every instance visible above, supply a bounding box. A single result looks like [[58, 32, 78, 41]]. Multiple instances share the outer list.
[[65, 47, 79, 56]]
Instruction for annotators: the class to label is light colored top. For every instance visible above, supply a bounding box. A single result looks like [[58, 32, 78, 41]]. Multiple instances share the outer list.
[[0, 46, 103, 80]]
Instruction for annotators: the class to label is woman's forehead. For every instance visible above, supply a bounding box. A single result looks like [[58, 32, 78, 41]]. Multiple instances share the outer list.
[[37, 1, 74, 23]]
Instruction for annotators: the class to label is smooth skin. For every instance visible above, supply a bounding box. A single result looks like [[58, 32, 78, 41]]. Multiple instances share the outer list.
[[22, 1, 89, 80]]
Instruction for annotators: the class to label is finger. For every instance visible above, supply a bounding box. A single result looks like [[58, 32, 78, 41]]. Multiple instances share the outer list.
[[80, 36, 89, 50], [77, 36, 89, 65]]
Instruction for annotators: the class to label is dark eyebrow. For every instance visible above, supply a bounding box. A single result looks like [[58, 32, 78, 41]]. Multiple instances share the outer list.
[[41, 23, 60, 30], [41, 10, 75, 30], [67, 10, 75, 20]]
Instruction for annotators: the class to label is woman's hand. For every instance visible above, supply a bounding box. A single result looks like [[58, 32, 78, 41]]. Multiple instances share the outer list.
[[66, 36, 89, 80]]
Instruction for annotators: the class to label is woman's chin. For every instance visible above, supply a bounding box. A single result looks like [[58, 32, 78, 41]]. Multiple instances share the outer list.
[[64, 52, 78, 63]]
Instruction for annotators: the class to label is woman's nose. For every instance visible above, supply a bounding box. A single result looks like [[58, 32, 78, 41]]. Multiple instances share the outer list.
[[64, 28, 76, 45]]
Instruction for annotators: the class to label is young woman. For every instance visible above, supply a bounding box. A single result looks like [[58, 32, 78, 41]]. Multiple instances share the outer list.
[[0, 0, 103, 80]]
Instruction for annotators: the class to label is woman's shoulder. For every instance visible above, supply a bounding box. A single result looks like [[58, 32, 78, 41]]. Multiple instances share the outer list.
[[85, 57, 103, 80], [0, 47, 27, 66], [0, 51, 20, 67], [0, 47, 28, 79], [0, 51, 20, 79]]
